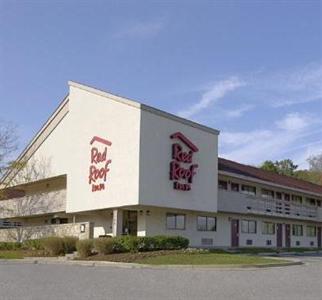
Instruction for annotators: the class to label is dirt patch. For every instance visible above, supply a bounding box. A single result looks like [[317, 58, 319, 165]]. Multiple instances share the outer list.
[[79, 250, 184, 263]]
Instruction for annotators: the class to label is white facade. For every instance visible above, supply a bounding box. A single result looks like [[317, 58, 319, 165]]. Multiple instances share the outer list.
[[0, 81, 321, 248]]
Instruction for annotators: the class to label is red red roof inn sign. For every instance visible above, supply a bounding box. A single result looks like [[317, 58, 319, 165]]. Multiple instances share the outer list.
[[88, 136, 112, 192], [169, 132, 199, 191]]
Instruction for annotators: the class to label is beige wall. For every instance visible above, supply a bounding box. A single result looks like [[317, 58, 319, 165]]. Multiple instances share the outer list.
[[139, 109, 218, 213], [66, 84, 141, 213], [0, 189, 66, 219]]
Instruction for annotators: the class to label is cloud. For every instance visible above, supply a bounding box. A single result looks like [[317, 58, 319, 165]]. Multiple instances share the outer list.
[[177, 77, 245, 118], [225, 104, 254, 118], [220, 112, 320, 167], [275, 112, 312, 131], [114, 20, 164, 39], [252, 62, 322, 107]]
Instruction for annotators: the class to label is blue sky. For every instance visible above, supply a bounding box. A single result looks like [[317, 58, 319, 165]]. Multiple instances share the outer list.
[[0, 0, 321, 169]]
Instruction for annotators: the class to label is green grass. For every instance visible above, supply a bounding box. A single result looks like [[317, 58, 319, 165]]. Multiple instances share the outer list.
[[0, 251, 24, 259], [135, 252, 288, 266]]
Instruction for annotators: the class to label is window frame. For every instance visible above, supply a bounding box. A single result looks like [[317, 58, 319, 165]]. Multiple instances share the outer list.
[[166, 213, 186, 230], [306, 225, 316, 237], [231, 182, 240, 192], [262, 222, 275, 235], [261, 189, 274, 199], [241, 220, 257, 234], [218, 180, 228, 190], [197, 216, 217, 232], [241, 184, 256, 196], [292, 224, 303, 236]]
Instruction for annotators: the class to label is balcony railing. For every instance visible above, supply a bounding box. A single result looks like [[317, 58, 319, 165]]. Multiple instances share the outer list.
[[218, 190, 321, 221]]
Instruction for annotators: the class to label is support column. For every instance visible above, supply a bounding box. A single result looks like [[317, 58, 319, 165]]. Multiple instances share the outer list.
[[112, 209, 123, 236]]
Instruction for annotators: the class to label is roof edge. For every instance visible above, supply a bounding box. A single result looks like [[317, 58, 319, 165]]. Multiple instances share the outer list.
[[68, 80, 220, 136]]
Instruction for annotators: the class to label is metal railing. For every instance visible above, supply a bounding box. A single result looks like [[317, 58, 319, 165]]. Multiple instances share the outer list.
[[244, 195, 318, 219]]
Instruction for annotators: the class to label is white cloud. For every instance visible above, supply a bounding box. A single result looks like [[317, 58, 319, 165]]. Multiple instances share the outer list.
[[254, 63, 322, 107], [275, 113, 311, 131], [177, 77, 245, 119], [220, 112, 319, 167], [114, 20, 164, 39], [225, 104, 254, 118]]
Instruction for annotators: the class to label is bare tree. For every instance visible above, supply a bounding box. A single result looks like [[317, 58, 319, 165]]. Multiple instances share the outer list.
[[0, 120, 18, 177], [308, 153, 322, 172]]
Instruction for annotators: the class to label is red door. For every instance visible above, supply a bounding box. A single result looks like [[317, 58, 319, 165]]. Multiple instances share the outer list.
[[318, 227, 322, 248], [231, 219, 239, 247], [277, 223, 283, 248], [285, 224, 291, 248]]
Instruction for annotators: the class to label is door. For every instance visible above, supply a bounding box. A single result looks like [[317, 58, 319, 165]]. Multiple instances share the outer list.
[[318, 227, 322, 248], [231, 219, 239, 247], [285, 224, 291, 248], [277, 223, 283, 248], [122, 210, 138, 236]]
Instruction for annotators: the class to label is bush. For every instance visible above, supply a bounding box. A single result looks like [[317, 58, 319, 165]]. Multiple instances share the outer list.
[[22, 239, 44, 251], [41, 237, 65, 256], [62, 236, 78, 254], [94, 238, 114, 255], [76, 239, 93, 258], [0, 242, 21, 251], [154, 235, 189, 250]]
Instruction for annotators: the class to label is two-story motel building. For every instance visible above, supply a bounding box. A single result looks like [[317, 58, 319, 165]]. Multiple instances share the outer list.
[[0, 82, 321, 248]]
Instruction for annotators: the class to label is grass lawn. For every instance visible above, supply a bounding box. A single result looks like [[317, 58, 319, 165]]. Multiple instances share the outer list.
[[0, 250, 47, 259], [0, 251, 24, 259], [79, 250, 290, 266], [134, 252, 286, 265]]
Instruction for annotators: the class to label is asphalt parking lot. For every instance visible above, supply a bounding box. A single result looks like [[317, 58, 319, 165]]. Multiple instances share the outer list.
[[0, 255, 321, 300]]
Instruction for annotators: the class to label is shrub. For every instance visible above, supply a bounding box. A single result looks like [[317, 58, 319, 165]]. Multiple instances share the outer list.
[[76, 239, 93, 258], [94, 238, 114, 255], [62, 236, 78, 254], [41, 237, 65, 256], [22, 239, 44, 251], [0, 242, 21, 251], [136, 237, 156, 251], [154, 235, 189, 250]]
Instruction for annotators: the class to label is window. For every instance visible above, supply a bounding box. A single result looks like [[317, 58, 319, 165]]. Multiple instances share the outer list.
[[231, 182, 239, 192], [276, 192, 282, 200], [284, 193, 290, 201], [292, 195, 302, 204], [197, 216, 216, 231], [306, 226, 316, 237], [241, 220, 257, 234], [262, 222, 275, 235], [317, 200, 321, 207], [218, 180, 228, 190], [306, 198, 316, 206], [241, 185, 256, 196], [166, 213, 185, 230], [261, 189, 274, 199], [292, 224, 303, 236]]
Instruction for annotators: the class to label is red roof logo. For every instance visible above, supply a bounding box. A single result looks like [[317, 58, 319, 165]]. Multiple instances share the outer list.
[[170, 132, 199, 152], [90, 136, 112, 146]]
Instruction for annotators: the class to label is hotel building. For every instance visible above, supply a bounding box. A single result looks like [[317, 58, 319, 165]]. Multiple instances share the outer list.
[[0, 82, 321, 248]]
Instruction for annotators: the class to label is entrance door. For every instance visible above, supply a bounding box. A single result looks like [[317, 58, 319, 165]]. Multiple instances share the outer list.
[[285, 224, 291, 248], [318, 227, 322, 248], [122, 210, 138, 236], [231, 219, 239, 247], [277, 223, 283, 248]]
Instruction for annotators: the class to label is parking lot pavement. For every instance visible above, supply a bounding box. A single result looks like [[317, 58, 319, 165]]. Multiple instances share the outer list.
[[0, 256, 321, 300]]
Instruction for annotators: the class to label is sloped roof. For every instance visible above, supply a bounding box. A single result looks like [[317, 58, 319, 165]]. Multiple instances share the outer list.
[[218, 157, 322, 195]]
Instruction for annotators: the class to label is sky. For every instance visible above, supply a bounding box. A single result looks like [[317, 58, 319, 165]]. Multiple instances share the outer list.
[[0, 0, 321, 169]]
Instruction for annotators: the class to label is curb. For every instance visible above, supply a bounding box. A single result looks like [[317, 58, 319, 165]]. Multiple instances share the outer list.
[[0, 257, 303, 271]]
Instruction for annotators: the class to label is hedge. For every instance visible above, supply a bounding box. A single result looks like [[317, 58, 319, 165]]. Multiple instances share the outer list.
[[90, 235, 189, 257]]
